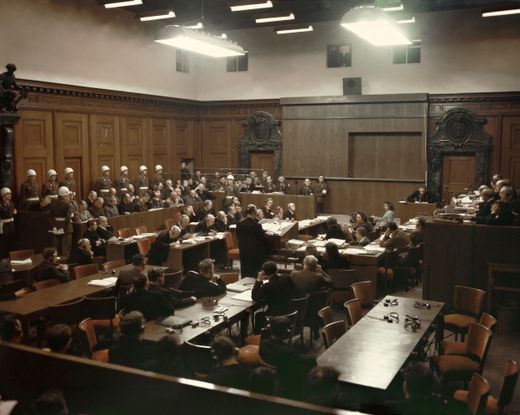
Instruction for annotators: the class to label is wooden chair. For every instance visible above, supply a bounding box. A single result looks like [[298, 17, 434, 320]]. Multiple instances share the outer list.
[[454, 360, 519, 415], [351, 280, 374, 315], [73, 263, 99, 280], [9, 249, 34, 260], [441, 313, 497, 356], [326, 268, 356, 309], [135, 225, 148, 235], [163, 269, 184, 289], [344, 298, 362, 326], [219, 273, 239, 285], [183, 341, 216, 379], [33, 278, 60, 291], [137, 239, 151, 256], [395, 245, 422, 291], [78, 318, 109, 362], [83, 296, 118, 336], [103, 260, 126, 272], [289, 295, 309, 347], [224, 232, 240, 266], [303, 289, 330, 347], [118, 228, 131, 238], [377, 250, 399, 295], [431, 322, 493, 385], [321, 320, 346, 349], [444, 285, 486, 341], [457, 373, 491, 415], [318, 306, 335, 327], [47, 298, 86, 326], [164, 218, 174, 230]]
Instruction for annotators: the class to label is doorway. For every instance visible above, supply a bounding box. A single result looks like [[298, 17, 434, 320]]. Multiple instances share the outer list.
[[250, 151, 275, 176], [441, 154, 476, 203]]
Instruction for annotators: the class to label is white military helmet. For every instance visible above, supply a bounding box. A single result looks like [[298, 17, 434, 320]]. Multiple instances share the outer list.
[[64, 167, 74, 175], [0, 187, 11, 197], [226, 174, 234, 180], [155, 165, 163, 172], [101, 165, 110, 173], [58, 186, 70, 197], [47, 169, 57, 177], [120, 166, 128, 173], [26, 169, 36, 177], [139, 165, 148, 173]]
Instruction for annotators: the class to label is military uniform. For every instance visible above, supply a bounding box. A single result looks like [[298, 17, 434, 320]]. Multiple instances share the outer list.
[[225, 184, 239, 197], [59, 177, 77, 199], [152, 173, 164, 189], [277, 182, 290, 194], [0, 200, 15, 258], [135, 174, 150, 197], [313, 182, 329, 213], [95, 176, 112, 198], [20, 180, 41, 210], [115, 175, 131, 197], [299, 185, 314, 196], [42, 180, 59, 199], [49, 197, 73, 256]]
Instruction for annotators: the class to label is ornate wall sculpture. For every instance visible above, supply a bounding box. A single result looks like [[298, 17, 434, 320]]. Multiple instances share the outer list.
[[0, 113, 20, 189]]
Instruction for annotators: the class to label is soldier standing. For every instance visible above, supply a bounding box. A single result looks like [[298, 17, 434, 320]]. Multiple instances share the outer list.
[[49, 186, 74, 257], [20, 169, 41, 210]]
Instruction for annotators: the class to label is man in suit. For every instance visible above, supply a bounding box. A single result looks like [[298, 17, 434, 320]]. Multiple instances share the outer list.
[[380, 222, 411, 252], [35, 247, 70, 283], [290, 255, 331, 298], [299, 178, 314, 196], [147, 268, 196, 308], [277, 176, 290, 194], [179, 258, 226, 298], [236, 204, 268, 278], [206, 337, 249, 390], [406, 185, 434, 203], [115, 254, 146, 295], [196, 200, 216, 222], [313, 175, 329, 213], [283, 203, 297, 221], [252, 261, 294, 318], [195, 213, 218, 236], [68, 238, 94, 266]]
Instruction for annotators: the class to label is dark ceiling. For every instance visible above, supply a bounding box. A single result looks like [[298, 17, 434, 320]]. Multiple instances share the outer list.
[[97, 0, 520, 30]]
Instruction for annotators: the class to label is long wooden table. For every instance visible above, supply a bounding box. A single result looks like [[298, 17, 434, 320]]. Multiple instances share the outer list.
[[317, 296, 444, 390], [165, 235, 230, 272]]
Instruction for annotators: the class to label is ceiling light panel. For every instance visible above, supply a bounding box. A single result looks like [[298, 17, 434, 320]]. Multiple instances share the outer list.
[[230, 1, 273, 12], [104, 0, 142, 9], [256, 13, 295, 23]]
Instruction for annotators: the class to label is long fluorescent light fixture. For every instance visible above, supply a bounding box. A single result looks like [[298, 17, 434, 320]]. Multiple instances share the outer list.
[[276, 25, 313, 34], [155, 26, 246, 58], [381, 3, 403, 12], [256, 13, 295, 23], [140, 11, 176, 21], [104, 0, 142, 9], [231, 1, 273, 12], [397, 17, 415, 24], [482, 8, 520, 17], [341, 6, 411, 46]]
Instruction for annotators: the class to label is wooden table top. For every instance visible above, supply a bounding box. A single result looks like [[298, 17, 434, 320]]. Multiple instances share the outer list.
[[142, 291, 253, 343], [169, 235, 227, 252], [317, 296, 444, 390]]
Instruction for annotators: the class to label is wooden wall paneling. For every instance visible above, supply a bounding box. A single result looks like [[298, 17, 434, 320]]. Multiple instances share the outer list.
[[174, 119, 194, 165], [54, 112, 89, 199], [120, 117, 146, 183], [14, 110, 54, 195], [501, 115, 520, 186], [149, 118, 172, 175], [202, 120, 232, 169], [89, 114, 120, 191], [192, 119, 202, 168], [231, 120, 244, 168]]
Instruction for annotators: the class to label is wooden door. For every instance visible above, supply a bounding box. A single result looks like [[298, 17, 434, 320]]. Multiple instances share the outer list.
[[501, 116, 520, 187], [441, 154, 476, 203], [250, 151, 275, 176]]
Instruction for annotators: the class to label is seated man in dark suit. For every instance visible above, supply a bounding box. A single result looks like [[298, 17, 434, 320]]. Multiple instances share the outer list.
[[109, 311, 152, 369], [179, 258, 226, 298], [321, 242, 350, 271], [196, 200, 216, 222], [485, 200, 514, 226], [406, 185, 434, 203], [283, 203, 297, 221], [194, 214, 218, 236], [380, 222, 411, 252], [68, 238, 94, 266], [119, 274, 174, 321], [147, 268, 196, 309], [148, 225, 182, 266], [325, 217, 347, 240], [36, 247, 70, 283], [96, 216, 115, 241], [410, 218, 426, 246], [82, 219, 106, 257], [206, 336, 249, 390], [0, 314, 23, 343], [115, 254, 146, 296], [290, 255, 331, 298], [475, 188, 496, 224]]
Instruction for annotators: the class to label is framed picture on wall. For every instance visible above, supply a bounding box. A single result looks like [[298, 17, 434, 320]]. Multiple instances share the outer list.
[[327, 44, 352, 68]]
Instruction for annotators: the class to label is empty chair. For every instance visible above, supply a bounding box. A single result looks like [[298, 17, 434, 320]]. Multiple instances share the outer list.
[[326, 268, 356, 309], [135, 225, 148, 235], [33, 278, 60, 291], [454, 360, 519, 415], [288, 295, 309, 346], [321, 320, 346, 349], [118, 228, 131, 238], [219, 273, 239, 285], [103, 260, 126, 272], [183, 341, 216, 379], [163, 269, 183, 289], [303, 289, 330, 346], [78, 318, 109, 362], [444, 285, 486, 341], [344, 298, 362, 326], [83, 296, 118, 323], [318, 306, 335, 327], [455, 373, 491, 415], [225, 232, 240, 266], [47, 298, 86, 326], [377, 250, 400, 295], [136, 239, 151, 256], [431, 322, 493, 385], [73, 263, 99, 280], [442, 313, 497, 356], [351, 280, 374, 315], [164, 218, 174, 230], [9, 249, 34, 260]]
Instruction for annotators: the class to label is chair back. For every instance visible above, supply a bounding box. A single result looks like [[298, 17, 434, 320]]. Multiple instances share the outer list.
[[164, 218, 174, 230], [47, 298, 86, 326], [351, 280, 374, 308], [183, 341, 216, 377], [497, 360, 519, 411], [118, 228, 131, 238], [33, 278, 60, 291], [326, 269, 357, 290], [478, 313, 497, 332], [318, 306, 334, 327], [289, 295, 309, 339], [224, 232, 235, 251], [9, 249, 34, 260], [404, 245, 422, 267], [135, 225, 148, 235], [83, 296, 117, 320], [163, 269, 183, 289], [383, 250, 400, 269], [78, 318, 98, 355], [466, 373, 490, 415], [137, 239, 151, 256], [73, 263, 99, 280], [219, 273, 239, 285], [344, 298, 362, 326], [454, 285, 486, 318], [321, 321, 346, 349], [267, 310, 298, 339], [466, 323, 493, 366], [172, 212, 181, 225], [304, 289, 330, 326], [103, 260, 126, 272]]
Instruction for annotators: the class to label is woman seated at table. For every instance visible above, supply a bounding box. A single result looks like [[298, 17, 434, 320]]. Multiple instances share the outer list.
[[321, 242, 350, 271], [354, 227, 370, 247], [68, 238, 94, 265], [373, 202, 395, 228], [148, 225, 182, 266]]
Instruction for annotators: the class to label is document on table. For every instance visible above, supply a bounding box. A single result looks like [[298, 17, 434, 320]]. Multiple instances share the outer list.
[[87, 277, 117, 287], [232, 289, 254, 302], [227, 277, 256, 293], [11, 258, 32, 266]]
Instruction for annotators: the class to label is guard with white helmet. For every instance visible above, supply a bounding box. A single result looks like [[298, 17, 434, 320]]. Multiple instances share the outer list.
[[135, 165, 150, 197], [49, 185, 74, 257], [225, 174, 239, 197], [152, 164, 165, 189], [42, 169, 59, 199], [115, 165, 130, 198], [95, 165, 112, 197], [59, 167, 77, 200], [20, 169, 41, 210], [0, 187, 17, 256]]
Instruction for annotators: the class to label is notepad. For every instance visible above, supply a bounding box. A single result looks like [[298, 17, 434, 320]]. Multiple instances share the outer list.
[[232, 290, 254, 302], [227, 277, 256, 293], [87, 277, 117, 287]]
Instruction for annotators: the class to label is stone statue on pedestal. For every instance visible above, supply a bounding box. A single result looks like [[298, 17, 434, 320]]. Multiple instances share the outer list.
[[0, 63, 27, 112]]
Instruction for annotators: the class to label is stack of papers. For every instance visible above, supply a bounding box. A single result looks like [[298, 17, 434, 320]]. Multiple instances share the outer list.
[[326, 238, 347, 248], [11, 258, 32, 266], [287, 239, 305, 247], [365, 246, 386, 253], [87, 277, 117, 287], [317, 216, 331, 221], [341, 248, 367, 255], [227, 277, 256, 293], [215, 232, 227, 240], [232, 289, 254, 302]]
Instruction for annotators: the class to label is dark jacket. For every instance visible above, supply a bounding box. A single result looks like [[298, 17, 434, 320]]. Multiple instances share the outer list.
[[406, 190, 434, 203], [380, 230, 411, 252], [252, 274, 294, 316], [205, 364, 250, 390], [115, 267, 145, 295], [326, 227, 346, 240], [236, 217, 268, 278], [35, 261, 70, 283], [148, 231, 176, 266], [283, 210, 297, 221], [148, 283, 196, 308], [179, 271, 226, 298], [68, 247, 93, 266], [119, 289, 174, 321], [108, 335, 153, 369], [321, 255, 350, 271], [290, 269, 331, 298]]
